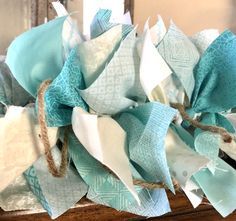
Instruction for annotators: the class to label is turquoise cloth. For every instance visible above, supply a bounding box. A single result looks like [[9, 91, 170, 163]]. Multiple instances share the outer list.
[[0, 58, 33, 114], [24, 147, 88, 219], [157, 22, 200, 99], [68, 130, 171, 217], [173, 124, 236, 217], [115, 102, 177, 191], [39, 48, 88, 127], [90, 9, 133, 39], [194, 159, 236, 217], [191, 30, 236, 113], [6, 16, 67, 97]]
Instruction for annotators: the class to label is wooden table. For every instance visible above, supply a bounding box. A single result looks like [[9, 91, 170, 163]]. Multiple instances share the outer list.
[[0, 192, 235, 221]]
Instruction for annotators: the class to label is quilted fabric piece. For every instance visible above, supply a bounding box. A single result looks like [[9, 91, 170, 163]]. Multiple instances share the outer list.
[[24, 147, 88, 219], [157, 22, 200, 99], [6, 16, 67, 97], [0, 58, 33, 114], [90, 9, 133, 39], [191, 30, 236, 113], [77, 25, 122, 87], [68, 131, 171, 217], [41, 48, 88, 127], [80, 29, 146, 115], [115, 102, 177, 191], [0, 175, 42, 211]]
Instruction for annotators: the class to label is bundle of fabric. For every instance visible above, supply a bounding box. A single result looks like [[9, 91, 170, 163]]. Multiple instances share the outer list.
[[1, 4, 236, 219]]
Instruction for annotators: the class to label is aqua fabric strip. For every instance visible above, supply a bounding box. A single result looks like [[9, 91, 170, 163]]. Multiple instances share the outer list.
[[116, 102, 177, 191], [6, 16, 67, 97], [24, 167, 52, 217], [90, 9, 133, 39], [191, 30, 236, 113], [38, 48, 88, 127], [68, 131, 171, 216]]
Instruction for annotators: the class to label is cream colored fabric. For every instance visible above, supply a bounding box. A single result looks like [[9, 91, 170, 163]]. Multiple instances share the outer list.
[[0, 106, 58, 191]]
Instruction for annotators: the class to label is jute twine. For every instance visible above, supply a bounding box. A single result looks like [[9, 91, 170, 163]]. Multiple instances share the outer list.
[[38, 80, 68, 177], [37, 80, 180, 190], [171, 103, 233, 143]]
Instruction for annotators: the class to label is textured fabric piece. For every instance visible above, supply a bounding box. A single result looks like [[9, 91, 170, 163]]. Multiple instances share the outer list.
[[0, 106, 58, 192], [24, 147, 88, 219], [0, 59, 33, 114], [190, 29, 219, 55], [72, 107, 139, 204], [80, 29, 146, 115], [157, 22, 200, 99], [165, 129, 209, 187], [68, 131, 171, 216], [139, 22, 172, 100], [41, 48, 88, 127], [0, 175, 42, 211], [194, 132, 220, 174], [116, 102, 177, 191], [77, 25, 122, 87], [6, 16, 67, 97], [194, 159, 236, 217], [24, 167, 52, 217], [88, 188, 170, 217], [90, 9, 133, 39], [151, 15, 166, 46], [191, 30, 236, 113]]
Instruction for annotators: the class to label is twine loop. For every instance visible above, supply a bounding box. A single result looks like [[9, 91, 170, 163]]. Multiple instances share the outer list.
[[38, 80, 68, 177], [171, 103, 233, 143]]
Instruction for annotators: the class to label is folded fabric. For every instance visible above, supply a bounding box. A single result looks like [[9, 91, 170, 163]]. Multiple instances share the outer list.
[[6, 16, 67, 96], [80, 29, 146, 115], [115, 102, 177, 191], [52, 2, 84, 59], [190, 29, 219, 55], [68, 131, 171, 217], [165, 128, 209, 187], [150, 15, 166, 46], [42, 48, 88, 127], [194, 113, 236, 163], [77, 25, 122, 87], [24, 147, 88, 219], [194, 159, 236, 217], [72, 107, 139, 204], [90, 9, 133, 39], [191, 30, 236, 113], [0, 106, 58, 191], [0, 59, 33, 114], [139, 21, 172, 101], [0, 175, 42, 211], [172, 124, 236, 217], [157, 21, 200, 100]]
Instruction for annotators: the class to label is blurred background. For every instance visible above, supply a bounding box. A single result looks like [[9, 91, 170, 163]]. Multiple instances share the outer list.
[[0, 0, 236, 54]]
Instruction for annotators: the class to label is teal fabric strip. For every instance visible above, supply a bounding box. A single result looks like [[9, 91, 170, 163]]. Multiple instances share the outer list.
[[24, 167, 52, 217], [39, 48, 88, 127], [90, 9, 133, 39], [6, 16, 67, 97], [116, 102, 177, 191], [191, 30, 236, 113], [68, 131, 171, 217]]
